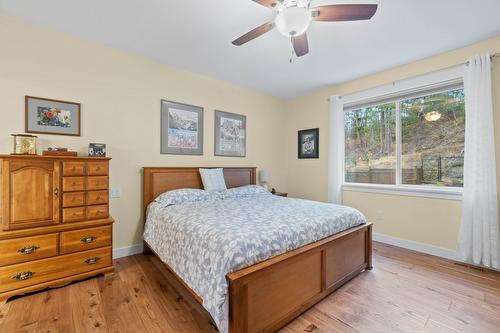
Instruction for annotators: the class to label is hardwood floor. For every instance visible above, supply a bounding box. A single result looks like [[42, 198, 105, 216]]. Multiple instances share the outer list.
[[1, 242, 499, 332]]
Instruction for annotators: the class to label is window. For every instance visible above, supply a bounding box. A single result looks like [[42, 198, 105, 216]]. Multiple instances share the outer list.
[[345, 103, 396, 185], [344, 86, 465, 190]]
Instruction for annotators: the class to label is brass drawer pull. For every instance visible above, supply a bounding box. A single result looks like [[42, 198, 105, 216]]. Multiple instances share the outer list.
[[13, 271, 35, 281], [17, 245, 40, 255], [81, 236, 97, 244], [96, 196, 101, 200], [95, 167, 101, 171], [85, 257, 101, 265], [71, 182, 78, 186]]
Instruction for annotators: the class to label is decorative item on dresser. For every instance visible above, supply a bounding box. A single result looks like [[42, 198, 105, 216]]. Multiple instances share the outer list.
[[0, 155, 114, 304], [11, 134, 37, 155]]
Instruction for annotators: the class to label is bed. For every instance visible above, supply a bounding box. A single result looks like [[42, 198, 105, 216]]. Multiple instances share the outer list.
[[143, 167, 372, 333]]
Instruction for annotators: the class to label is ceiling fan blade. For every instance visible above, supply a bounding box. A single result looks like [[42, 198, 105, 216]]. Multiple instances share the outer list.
[[232, 22, 274, 46], [292, 33, 309, 57], [252, 0, 277, 9], [311, 4, 378, 22]]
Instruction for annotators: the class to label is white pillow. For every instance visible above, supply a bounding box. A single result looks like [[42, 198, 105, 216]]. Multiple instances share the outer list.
[[154, 188, 217, 206], [199, 168, 227, 192]]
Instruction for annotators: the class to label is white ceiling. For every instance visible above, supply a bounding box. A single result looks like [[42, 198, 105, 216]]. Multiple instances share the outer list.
[[1, 0, 500, 99]]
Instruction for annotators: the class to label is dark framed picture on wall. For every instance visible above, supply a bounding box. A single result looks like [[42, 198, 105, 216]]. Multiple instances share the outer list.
[[214, 110, 246, 157], [298, 128, 319, 159], [161, 100, 204, 155], [25, 96, 81, 136]]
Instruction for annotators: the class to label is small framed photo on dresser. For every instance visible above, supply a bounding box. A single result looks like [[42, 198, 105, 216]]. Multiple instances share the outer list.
[[298, 128, 319, 159], [89, 143, 106, 157]]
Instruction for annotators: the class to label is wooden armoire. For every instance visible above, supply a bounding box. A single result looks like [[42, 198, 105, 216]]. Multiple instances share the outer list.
[[0, 155, 114, 303]]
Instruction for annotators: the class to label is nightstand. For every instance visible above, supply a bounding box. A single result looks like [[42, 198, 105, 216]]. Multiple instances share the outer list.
[[272, 191, 288, 197]]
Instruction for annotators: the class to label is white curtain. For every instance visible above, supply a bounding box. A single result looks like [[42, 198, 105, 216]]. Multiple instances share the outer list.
[[328, 95, 344, 204], [458, 53, 500, 269]]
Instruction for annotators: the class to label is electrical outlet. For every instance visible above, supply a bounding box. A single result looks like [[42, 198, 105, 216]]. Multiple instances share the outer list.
[[375, 211, 384, 221], [109, 187, 122, 198]]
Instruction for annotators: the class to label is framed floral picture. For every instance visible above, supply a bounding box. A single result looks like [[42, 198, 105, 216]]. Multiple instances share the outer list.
[[161, 100, 204, 155], [25, 96, 81, 136], [214, 110, 246, 157], [298, 128, 319, 159]]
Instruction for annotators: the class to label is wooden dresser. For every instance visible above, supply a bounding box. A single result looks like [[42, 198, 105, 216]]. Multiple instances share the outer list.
[[0, 155, 114, 303]]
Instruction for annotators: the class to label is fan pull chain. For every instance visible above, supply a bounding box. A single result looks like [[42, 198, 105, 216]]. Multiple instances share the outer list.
[[290, 38, 295, 63]]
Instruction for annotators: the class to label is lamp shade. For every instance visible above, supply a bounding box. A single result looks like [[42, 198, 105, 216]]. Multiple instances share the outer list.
[[259, 170, 271, 182]]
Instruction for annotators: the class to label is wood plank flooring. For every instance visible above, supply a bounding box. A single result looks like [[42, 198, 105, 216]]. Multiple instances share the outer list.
[[1, 242, 499, 332]]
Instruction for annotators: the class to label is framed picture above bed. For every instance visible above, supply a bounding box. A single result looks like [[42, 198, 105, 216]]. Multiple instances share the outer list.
[[25, 96, 81, 136], [214, 110, 246, 157], [161, 100, 204, 155], [298, 128, 319, 159]]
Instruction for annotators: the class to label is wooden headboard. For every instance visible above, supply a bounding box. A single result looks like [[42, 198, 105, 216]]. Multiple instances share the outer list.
[[143, 167, 256, 216]]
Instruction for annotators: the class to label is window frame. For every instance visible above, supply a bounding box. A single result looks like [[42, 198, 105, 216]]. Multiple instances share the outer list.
[[340, 79, 464, 201]]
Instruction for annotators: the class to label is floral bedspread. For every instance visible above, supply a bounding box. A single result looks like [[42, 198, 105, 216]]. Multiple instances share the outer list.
[[143, 192, 366, 333]]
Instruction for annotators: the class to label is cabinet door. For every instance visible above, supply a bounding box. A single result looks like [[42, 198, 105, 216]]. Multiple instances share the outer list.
[[2, 159, 60, 230]]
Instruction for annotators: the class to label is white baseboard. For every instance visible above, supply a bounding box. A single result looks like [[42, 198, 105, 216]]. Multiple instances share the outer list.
[[113, 243, 144, 259], [373, 232, 458, 261]]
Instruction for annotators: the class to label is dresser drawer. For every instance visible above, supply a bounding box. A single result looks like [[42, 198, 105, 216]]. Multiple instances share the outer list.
[[0, 246, 112, 293], [63, 207, 86, 223], [87, 162, 108, 176], [87, 176, 108, 190], [87, 190, 108, 205], [63, 162, 86, 176], [60, 226, 112, 254], [63, 192, 85, 208], [63, 177, 86, 192], [0, 234, 58, 267], [86, 205, 109, 220]]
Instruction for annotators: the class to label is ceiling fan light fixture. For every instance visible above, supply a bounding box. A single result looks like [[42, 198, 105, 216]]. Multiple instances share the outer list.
[[275, 6, 312, 37]]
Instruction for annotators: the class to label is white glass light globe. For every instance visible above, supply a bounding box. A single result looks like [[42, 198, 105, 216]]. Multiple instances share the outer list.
[[275, 7, 312, 37]]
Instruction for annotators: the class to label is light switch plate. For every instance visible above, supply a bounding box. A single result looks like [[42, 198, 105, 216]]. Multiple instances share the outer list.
[[109, 187, 122, 198]]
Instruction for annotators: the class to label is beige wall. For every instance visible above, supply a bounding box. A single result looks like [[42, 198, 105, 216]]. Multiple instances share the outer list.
[[0, 17, 287, 250], [285, 35, 500, 251], [2, 15, 499, 254]]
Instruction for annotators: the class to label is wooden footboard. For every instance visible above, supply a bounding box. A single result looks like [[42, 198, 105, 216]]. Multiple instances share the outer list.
[[227, 223, 372, 333]]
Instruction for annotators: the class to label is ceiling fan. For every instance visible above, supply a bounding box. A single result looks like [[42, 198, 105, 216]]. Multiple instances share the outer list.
[[232, 0, 378, 57]]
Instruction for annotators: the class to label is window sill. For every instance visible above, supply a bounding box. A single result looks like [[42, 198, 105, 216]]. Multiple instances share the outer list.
[[342, 183, 462, 201]]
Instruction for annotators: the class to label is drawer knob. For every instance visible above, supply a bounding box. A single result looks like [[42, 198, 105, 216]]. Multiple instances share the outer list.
[[13, 271, 35, 281], [71, 182, 78, 186], [17, 245, 40, 255], [96, 167, 101, 171], [71, 166, 76, 171], [81, 236, 97, 244], [85, 257, 101, 265], [96, 196, 101, 200]]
